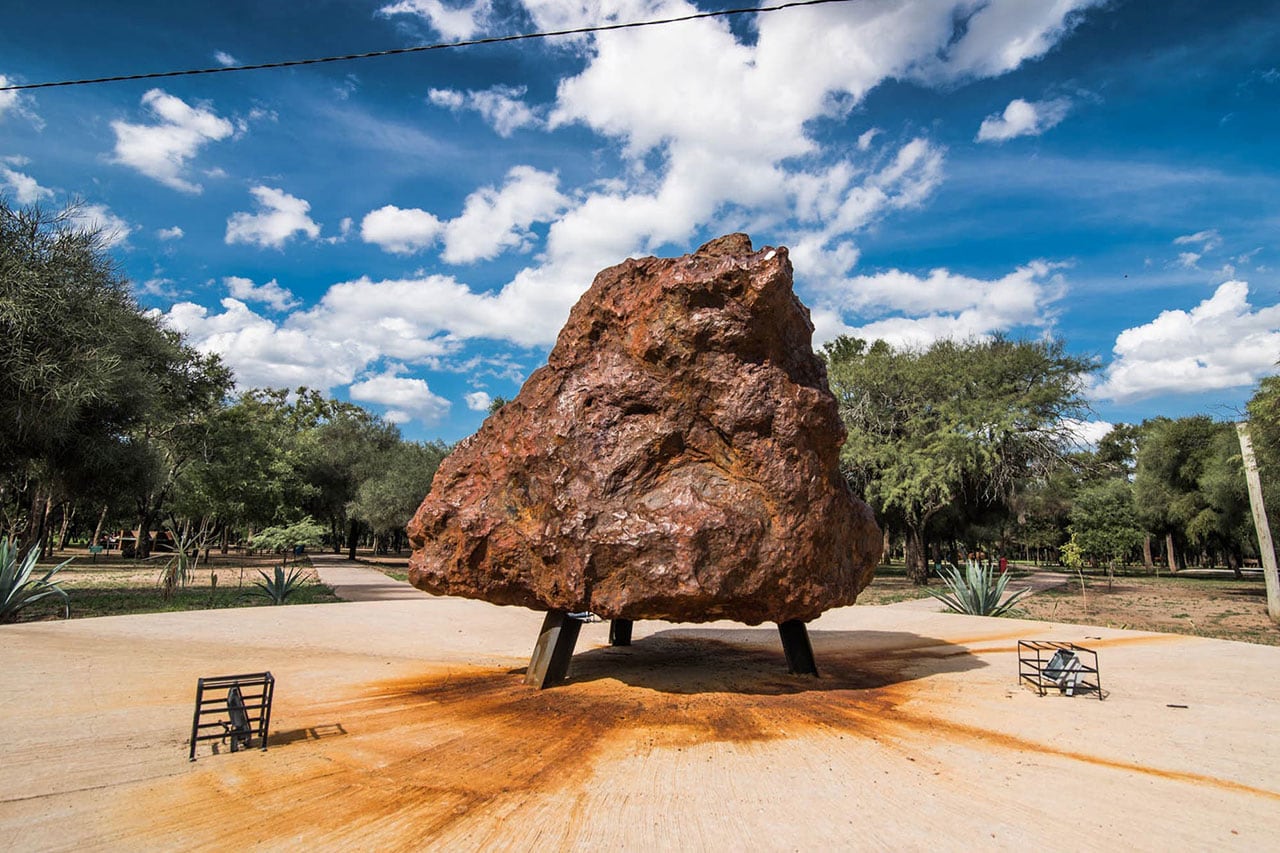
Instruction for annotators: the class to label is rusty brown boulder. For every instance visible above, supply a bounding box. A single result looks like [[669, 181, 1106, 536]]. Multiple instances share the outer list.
[[407, 234, 881, 625]]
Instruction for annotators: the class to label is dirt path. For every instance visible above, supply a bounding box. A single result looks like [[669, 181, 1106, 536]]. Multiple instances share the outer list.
[[308, 553, 426, 602]]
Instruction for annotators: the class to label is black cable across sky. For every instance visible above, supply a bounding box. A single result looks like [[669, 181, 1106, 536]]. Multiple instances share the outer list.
[[0, 0, 854, 93]]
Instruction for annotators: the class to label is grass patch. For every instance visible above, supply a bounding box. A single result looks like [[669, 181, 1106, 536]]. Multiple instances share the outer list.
[[8, 549, 340, 622]]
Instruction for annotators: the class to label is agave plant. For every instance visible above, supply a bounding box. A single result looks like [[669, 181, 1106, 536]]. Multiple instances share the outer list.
[[925, 558, 1028, 617], [1, 540, 71, 623], [251, 564, 308, 605]]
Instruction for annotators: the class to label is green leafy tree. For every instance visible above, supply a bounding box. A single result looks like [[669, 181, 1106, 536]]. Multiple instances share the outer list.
[[826, 335, 1094, 584], [172, 389, 310, 545], [347, 440, 449, 554], [0, 199, 229, 558], [296, 405, 401, 558], [119, 344, 233, 558], [252, 516, 326, 565], [1069, 479, 1144, 570], [1133, 416, 1233, 572]]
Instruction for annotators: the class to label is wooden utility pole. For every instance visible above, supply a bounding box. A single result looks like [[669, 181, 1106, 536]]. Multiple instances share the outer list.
[[1237, 422, 1280, 623]]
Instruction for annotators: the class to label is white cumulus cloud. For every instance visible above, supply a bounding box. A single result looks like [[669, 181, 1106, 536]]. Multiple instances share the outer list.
[[464, 390, 492, 412], [1095, 280, 1280, 402], [349, 369, 451, 424], [224, 275, 300, 312], [341, 0, 1103, 349], [164, 0, 1114, 370], [443, 166, 567, 264], [110, 89, 234, 193], [225, 186, 321, 249], [161, 298, 375, 391], [428, 85, 540, 136], [976, 97, 1071, 142], [68, 203, 132, 248], [360, 205, 442, 254], [1062, 418, 1115, 451], [156, 226, 185, 240], [811, 260, 1067, 349], [213, 50, 239, 67], [0, 74, 43, 128], [362, 166, 564, 262], [378, 0, 492, 39], [0, 165, 53, 204]]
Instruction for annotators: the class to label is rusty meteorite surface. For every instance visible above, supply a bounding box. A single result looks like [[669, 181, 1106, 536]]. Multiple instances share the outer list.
[[407, 234, 881, 625]]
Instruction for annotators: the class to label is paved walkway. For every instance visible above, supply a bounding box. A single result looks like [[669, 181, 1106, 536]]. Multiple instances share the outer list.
[[309, 553, 427, 602]]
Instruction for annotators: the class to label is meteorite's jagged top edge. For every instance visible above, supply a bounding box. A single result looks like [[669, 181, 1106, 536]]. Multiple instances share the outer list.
[[407, 233, 882, 625]]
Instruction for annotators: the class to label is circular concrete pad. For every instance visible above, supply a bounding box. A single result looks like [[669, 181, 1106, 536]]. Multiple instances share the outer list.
[[1, 598, 1277, 849]]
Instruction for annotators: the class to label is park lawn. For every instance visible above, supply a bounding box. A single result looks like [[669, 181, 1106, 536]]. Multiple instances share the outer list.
[[10, 549, 340, 622], [1012, 573, 1280, 646]]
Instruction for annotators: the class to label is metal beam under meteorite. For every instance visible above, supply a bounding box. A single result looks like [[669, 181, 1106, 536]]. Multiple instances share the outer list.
[[523, 614, 820, 688]]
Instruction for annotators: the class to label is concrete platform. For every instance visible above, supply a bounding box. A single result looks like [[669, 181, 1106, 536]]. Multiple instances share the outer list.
[[2, 597, 1277, 850]]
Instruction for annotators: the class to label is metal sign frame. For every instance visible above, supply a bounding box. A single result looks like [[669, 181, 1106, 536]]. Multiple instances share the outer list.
[[188, 672, 276, 760]]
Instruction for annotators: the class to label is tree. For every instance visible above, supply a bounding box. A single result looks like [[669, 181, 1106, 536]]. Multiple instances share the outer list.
[[1133, 416, 1230, 572], [118, 343, 232, 559], [172, 389, 309, 544], [826, 335, 1094, 583], [347, 440, 449, 553], [1246, 375, 1280, 542], [1069, 479, 1144, 573], [0, 199, 229, 557], [296, 404, 401, 558]]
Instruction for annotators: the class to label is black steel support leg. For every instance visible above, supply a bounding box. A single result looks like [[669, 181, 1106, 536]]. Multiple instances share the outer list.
[[778, 620, 819, 676], [525, 611, 583, 688], [609, 618, 633, 647]]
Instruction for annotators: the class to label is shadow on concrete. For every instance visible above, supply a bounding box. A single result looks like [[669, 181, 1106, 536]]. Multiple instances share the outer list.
[[269, 722, 349, 747], [530, 626, 986, 695]]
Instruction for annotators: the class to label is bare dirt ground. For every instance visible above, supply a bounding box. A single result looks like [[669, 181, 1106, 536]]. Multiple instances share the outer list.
[[2, 595, 1278, 850], [1013, 574, 1279, 646], [852, 563, 1280, 647]]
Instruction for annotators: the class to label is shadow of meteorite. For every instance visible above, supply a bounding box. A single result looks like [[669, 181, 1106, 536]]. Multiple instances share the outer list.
[[534, 626, 987, 696]]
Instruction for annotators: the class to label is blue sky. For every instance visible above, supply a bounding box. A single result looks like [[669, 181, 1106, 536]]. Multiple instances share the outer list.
[[2, 0, 1278, 444]]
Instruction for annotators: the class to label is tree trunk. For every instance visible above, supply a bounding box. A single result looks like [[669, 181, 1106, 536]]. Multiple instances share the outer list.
[[904, 525, 928, 585], [136, 508, 155, 560], [19, 489, 42, 561], [331, 518, 341, 554], [1237, 422, 1280, 622], [881, 526, 891, 565], [347, 518, 359, 561], [57, 503, 76, 551], [1142, 534, 1154, 573], [1165, 532, 1178, 574], [91, 504, 108, 549], [42, 496, 56, 556], [220, 522, 230, 555]]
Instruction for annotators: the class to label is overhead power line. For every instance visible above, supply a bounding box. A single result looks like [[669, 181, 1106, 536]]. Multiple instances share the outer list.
[[1, 0, 854, 92]]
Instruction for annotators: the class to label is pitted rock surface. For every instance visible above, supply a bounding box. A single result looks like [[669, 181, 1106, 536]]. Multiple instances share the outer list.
[[407, 234, 881, 624]]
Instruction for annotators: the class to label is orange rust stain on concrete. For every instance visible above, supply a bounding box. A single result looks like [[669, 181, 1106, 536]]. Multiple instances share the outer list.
[[882, 708, 1280, 802], [114, 629, 1270, 847]]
